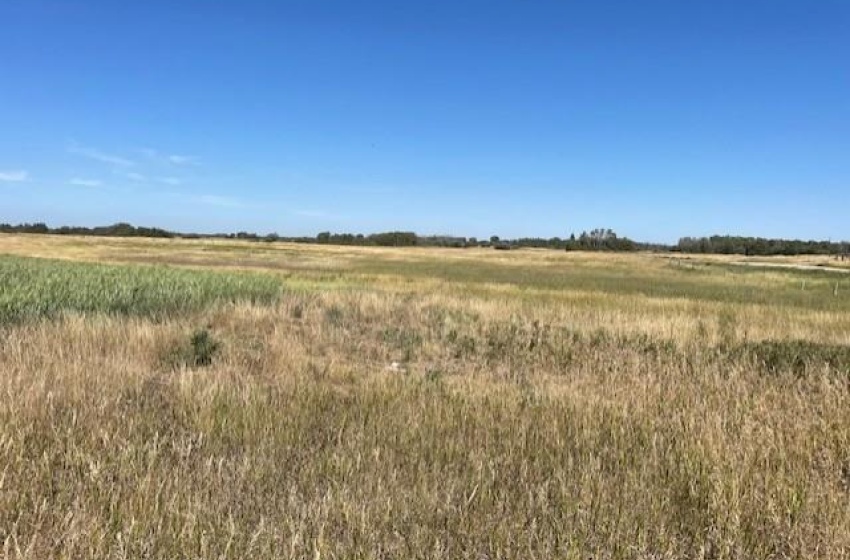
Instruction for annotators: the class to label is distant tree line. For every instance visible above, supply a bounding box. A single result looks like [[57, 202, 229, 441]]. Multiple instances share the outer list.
[[0, 222, 174, 238], [2, 222, 847, 256], [676, 236, 850, 256]]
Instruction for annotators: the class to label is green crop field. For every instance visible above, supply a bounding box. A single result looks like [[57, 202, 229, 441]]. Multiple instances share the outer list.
[[0, 255, 282, 323], [1, 234, 849, 559]]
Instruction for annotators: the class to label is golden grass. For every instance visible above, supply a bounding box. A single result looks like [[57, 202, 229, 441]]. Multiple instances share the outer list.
[[1, 234, 850, 558]]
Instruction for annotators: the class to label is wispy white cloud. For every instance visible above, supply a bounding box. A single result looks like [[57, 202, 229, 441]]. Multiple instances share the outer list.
[[140, 148, 199, 166], [158, 177, 183, 186], [124, 172, 147, 182], [69, 178, 103, 188], [68, 143, 134, 167], [167, 154, 199, 166], [0, 170, 29, 182]]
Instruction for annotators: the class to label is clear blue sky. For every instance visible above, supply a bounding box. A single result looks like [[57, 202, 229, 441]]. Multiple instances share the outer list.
[[1, 1, 848, 242]]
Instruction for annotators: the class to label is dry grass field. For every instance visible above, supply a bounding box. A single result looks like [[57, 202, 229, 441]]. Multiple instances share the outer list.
[[2, 233, 850, 559]]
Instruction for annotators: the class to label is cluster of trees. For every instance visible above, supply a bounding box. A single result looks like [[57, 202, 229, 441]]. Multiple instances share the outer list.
[[676, 236, 850, 256], [316, 231, 418, 247], [564, 229, 639, 252], [487, 230, 664, 252], [0, 222, 50, 234]]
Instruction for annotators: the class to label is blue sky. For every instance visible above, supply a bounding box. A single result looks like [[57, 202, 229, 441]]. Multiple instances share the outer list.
[[1, 0, 848, 242]]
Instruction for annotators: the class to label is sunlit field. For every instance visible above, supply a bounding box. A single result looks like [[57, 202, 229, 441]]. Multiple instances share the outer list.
[[2, 233, 849, 559]]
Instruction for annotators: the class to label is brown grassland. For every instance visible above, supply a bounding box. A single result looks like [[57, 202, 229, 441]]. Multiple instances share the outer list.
[[1, 233, 849, 559]]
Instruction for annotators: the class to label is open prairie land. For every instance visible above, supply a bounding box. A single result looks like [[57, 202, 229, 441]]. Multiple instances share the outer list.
[[2, 234, 849, 559]]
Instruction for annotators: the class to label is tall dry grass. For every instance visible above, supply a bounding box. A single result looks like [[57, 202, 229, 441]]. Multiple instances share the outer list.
[[1, 291, 849, 559]]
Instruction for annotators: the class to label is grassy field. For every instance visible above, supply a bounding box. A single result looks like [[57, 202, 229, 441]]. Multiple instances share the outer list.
[[1, 233, 849, 559]]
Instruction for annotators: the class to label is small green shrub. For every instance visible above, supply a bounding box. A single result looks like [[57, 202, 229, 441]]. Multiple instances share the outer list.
[[291, 303, 304, 319], [189, 328, 220, 367], [162, 328, 222, 369]]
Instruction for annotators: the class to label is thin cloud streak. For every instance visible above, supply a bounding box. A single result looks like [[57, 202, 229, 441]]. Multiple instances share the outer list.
[[0, 170, 29, 182], [68, 143, 135, 167], [69, 178, 103, 187], [125, 172, 147, 182], [168, 155, 199, 166], [140, 148, 200, 166]]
